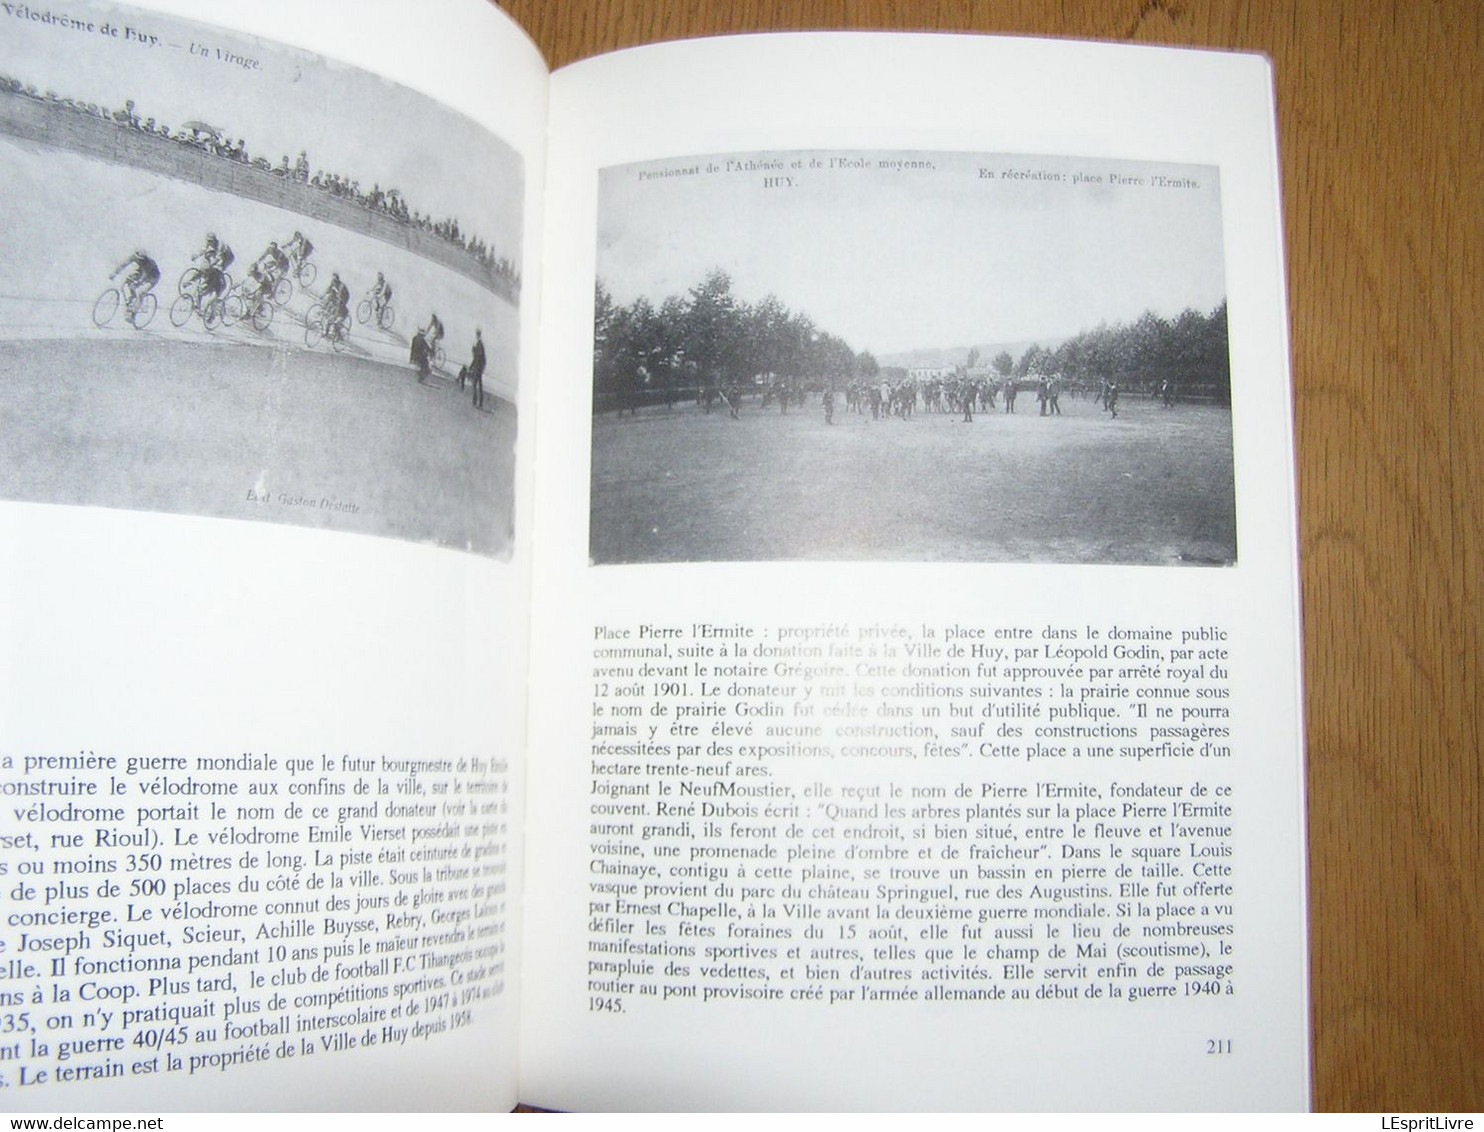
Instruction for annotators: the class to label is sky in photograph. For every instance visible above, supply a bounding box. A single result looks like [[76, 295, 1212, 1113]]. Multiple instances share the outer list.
[[598, 150, 1226, 359], [0, 0, 522, 266]]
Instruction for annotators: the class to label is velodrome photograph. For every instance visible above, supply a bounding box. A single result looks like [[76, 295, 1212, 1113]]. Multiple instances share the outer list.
[[590, 149, 1236, 567], [0, 0, 521, 556]]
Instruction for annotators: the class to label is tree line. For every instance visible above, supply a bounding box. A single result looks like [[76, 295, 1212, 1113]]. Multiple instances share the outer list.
[[594, 270, 875, 412], [593, 268, 1230, 412], [998, 304, 1230, 402]]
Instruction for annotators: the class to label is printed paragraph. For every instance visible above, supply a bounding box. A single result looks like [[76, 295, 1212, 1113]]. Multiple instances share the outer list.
[[587, 619, 1238, 1013], [0, 750, 509, 1089]]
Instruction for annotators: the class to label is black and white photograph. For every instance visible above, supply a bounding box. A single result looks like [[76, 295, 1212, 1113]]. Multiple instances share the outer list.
[[0, 0, 522, 556], [590, 149, 1236, 567]]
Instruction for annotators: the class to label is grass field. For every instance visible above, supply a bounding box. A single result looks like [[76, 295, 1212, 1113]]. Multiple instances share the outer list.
[[590, 391, 1236, 566], [0, 337, 515, 556]]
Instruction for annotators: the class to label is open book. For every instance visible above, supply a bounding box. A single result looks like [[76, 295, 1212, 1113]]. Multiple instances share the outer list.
[[0, 0, 1308, 1112]]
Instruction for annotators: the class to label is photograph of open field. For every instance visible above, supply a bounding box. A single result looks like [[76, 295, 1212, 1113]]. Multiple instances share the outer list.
[[0, 0, 521, 556], [591, 149, 1236, 567], [591, 394, 1235, 565]]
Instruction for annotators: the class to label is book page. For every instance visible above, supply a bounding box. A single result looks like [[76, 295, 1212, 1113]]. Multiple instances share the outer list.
[[522, 33, 1307, 1111], [0, 0, 547, 1111]]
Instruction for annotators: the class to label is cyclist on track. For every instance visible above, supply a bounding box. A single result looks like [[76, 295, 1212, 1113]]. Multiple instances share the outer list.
[[284, 229, 314, 273], [111, 249, 160, 323], [371, 272, 393, 317], [203, 232, 235, 273], [325, 272, 351, 338], [248, 241, 290, 298], [425, 311, 444, 354], [188, 232, 232, 301]]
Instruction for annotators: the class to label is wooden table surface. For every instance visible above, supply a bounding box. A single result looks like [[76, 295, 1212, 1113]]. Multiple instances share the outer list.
[[498, 0, 1483, 1112]]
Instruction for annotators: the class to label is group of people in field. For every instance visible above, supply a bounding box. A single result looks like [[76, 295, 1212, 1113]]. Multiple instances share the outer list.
[[791, 373, 1075, 425], [676, 372, 1084, 425], [835, 375, 1069, 422], [612, 366, 1171, 427]]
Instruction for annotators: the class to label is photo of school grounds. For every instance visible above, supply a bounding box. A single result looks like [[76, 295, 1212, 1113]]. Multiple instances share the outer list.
[[590, 149, 1237, 566]]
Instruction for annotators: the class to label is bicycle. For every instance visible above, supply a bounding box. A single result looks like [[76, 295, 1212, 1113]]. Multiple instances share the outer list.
[[305, 301, 350, 351], [223, 278, 275, 333], [172, 267, 232, 331], [247, 270, 293, 308], [356, 292, 395, 331], [178, 265, 233, 300], [168, 285, 225, 331], [418, 330, 446, 372], [92, 285, 157, 330], [291, 255, 316, 289]]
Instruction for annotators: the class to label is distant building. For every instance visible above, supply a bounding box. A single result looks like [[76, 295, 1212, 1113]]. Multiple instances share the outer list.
[[908, 364, 956, 381]]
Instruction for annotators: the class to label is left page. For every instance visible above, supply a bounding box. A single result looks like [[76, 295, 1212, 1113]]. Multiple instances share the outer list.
[[0, 0, 547, 1111]]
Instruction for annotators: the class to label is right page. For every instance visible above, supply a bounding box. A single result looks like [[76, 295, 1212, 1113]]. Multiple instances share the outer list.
[[523, 33, 1306, 1111]]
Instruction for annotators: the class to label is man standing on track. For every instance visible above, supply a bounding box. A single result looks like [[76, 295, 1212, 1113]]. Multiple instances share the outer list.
[[468, 328, 487, 409]]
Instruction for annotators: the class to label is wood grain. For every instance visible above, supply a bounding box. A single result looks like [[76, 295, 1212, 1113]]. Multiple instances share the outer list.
[[498, 0, 1483, 1111]]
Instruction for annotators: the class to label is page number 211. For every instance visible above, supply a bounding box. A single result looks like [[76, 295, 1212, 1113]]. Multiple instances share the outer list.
[[1206, 1038, 1234, 1054]]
